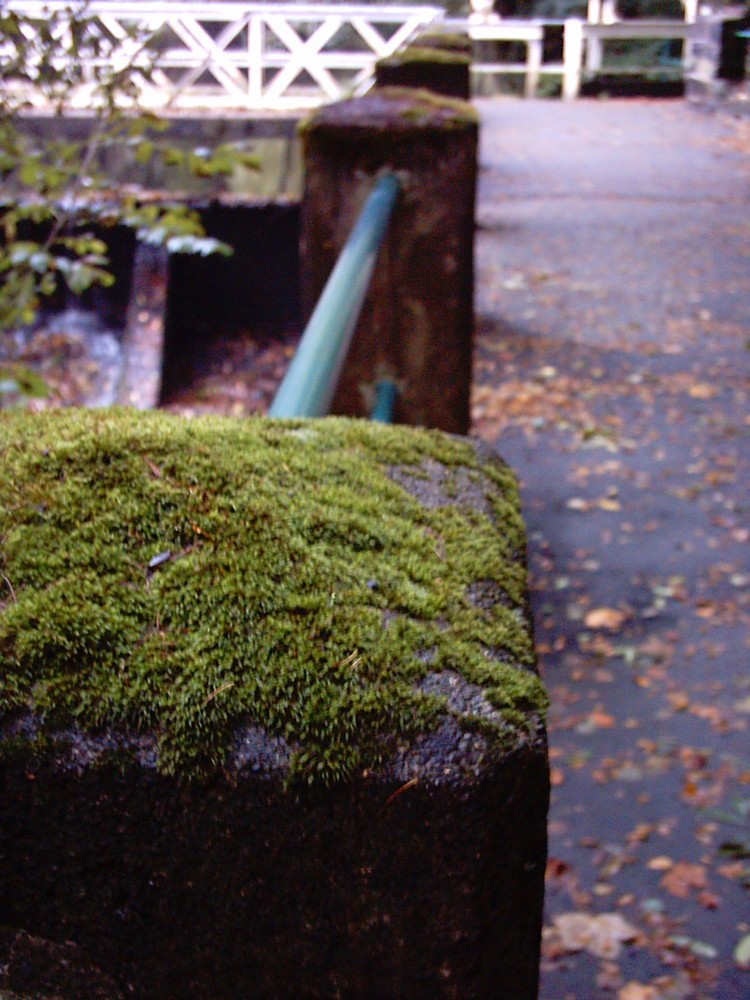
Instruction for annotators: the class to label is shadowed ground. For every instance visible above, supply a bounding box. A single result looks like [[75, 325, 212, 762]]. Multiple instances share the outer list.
[[473, 98, 750, 999]]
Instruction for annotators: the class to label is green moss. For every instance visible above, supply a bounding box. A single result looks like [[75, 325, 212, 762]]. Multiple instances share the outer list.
[[379, 46, 471, 68], [299, 88, 479, 140], [413, 32, 473, 56], [391, 88, 479, 129], [0, 411, 545, 782]]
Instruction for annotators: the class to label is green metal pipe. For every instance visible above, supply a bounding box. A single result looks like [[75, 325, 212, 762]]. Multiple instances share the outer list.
[[370, 379, 398, 423], [269, 173, 400, 419]]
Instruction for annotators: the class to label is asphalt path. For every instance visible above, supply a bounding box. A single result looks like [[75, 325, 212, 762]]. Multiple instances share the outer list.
[[472, 98, 750, 1000]]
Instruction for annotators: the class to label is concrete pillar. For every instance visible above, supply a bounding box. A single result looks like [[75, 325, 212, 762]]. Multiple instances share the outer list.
[[300, 88, 478, 434], [375, 47, 472, 100], [0, 411, 549, 1000]]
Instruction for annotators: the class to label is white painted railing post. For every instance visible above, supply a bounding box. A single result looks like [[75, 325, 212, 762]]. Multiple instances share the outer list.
[[601, 0, 618, 24], [526, 34, 542, 97], [683, 0, 698, 22], [248, 13, 263, 104], [586, 31, 603, 72], [563, 18, 583, 100]]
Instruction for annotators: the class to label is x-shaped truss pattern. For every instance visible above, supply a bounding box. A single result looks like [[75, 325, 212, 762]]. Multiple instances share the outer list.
[[4, 2, 442, 110]]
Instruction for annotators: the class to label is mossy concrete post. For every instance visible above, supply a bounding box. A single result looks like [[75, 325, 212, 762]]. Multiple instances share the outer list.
[[300, 87, 477, 434], [375, 47, 472, 99], [0, 411, 548, 1000], [413, 31, 473, 57]]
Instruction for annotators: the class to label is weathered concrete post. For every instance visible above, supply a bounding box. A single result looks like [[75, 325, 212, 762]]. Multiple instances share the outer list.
[[300, 87, 477, 434], [0, 410, 549, 1000], [375, 46, 472, 99]]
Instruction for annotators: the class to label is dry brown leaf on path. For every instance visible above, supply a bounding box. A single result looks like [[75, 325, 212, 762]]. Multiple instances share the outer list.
[[584, 607, 628, 630], [626, 822, 655, 845], [550, 767, 566, 787], [660, 861, 708, 899], [688, 383, 719, 400], [546, 911, 640, 959], [588, 709, 616, 729], [618, 973, 693, 1000], [618, 984, 657, 1000], [597, 497, 622, 511], [646, 855, 673, 871]]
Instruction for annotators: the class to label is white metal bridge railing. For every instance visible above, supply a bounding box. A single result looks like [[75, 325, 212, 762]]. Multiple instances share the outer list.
[[3, 1, 443, 111], [3, 1, 701, 108]]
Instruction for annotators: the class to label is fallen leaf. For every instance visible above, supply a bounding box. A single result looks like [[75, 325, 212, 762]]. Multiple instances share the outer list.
[[660, 861, 707, 899], [550, 767, 566, 786], [668, 935, 718, 960], [588, 709, 616, 729], [718, 861, 748, 881], [598, 497, 622, 511], [545, 857, 571, 879], [597, 961, 624, 991], [735, 933, 750, 969], [667, 691, 690, 712], [647, 856, 673, 871], [626, 822, 655, 845], [584, 607, 628, 630], [689, 704, 727, 728], [618, 984, 657, 1000], [641, 972, 694, 1000], [549, 911, 639, 959], [688, 383, 718, 399], [567, 497, 591, 511], [697, 889, 721, 910], [695, 601, 720, 619]]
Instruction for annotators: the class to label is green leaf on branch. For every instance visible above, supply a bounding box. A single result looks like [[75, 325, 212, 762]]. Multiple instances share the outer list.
[[0, 4, 241, 333], [58, 260, 116, 295], [59, 235, 109, 259], [165, 235, 233, 256], [135, 140, 155, 165], [0, 364, 52, 399]]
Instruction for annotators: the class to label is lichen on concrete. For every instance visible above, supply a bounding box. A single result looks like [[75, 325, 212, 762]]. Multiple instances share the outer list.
[[0, 409, 546, 783]]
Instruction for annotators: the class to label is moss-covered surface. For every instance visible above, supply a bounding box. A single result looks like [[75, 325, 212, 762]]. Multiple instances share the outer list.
[[0, 410, 545, 783], [299, 87, 479, 139], [378, 46, 472, 68], [413, 32, 473, 56]]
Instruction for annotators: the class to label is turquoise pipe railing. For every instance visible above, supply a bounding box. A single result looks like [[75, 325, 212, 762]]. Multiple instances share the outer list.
[[269, 173, 400, 419], [371, 379, 398, 423]]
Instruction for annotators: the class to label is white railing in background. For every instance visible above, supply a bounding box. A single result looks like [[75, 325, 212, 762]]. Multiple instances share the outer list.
[[567, 18, 695, 99], [4, 2, 442, 111], [468, 21, 547, 99], [463, 16, 695, 100], [2, 1, 699, 108]]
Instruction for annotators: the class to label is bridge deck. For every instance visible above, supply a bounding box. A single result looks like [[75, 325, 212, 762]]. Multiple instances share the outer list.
[[474, 97, 750, 1000]]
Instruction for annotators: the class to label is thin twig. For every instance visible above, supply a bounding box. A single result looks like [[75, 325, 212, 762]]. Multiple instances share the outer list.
[[1, 573, 17, 602]]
